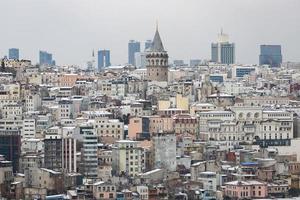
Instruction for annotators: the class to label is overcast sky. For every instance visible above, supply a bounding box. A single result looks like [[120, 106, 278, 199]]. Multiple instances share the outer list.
[[0, 0, 299, 66]]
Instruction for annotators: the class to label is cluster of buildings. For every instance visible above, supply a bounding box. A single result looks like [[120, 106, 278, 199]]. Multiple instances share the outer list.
[[0, 27, 299, 200]]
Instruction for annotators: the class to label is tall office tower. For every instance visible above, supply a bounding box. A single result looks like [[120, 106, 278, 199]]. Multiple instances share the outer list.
[[39, 50, 55, 66], [146, 27, 169, 82], [259, 45, 282, 67], [80, 125, 98, 178], [8, 48, 19, 60], [98, 50, 111, 71], [0, 130, 21, 173], [128, 40, 140, 65], [211, 30, 235, 64], [134, 52, 147, 68], [145, 40, 152, 51], [190, 59, 201, 67], [173, 60, 185, 67], [44, 134, 62, 171]]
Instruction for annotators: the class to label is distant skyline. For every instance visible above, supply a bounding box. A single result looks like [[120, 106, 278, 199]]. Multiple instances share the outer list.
[[0, 0, 299, 66]]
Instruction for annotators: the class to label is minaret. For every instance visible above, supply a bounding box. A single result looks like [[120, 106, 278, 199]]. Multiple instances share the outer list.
[[146, 26, 169, 82], [92, 49, 95, 72]]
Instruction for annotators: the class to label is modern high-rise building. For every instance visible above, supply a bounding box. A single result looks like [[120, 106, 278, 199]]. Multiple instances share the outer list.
[[173, 60, 185, 67], [259, 45, 282, 67], [211, 30, 235, 64], [98, 50, 111, 71], [145, 40, 152, 51], [80, 125, 98, 178], [146, 27, 169, 82], [44, 134, 62, 171], [190, 59, 201, 67], [128, 40, 140, 66], [0, 130, 21, 173], [39, 50, 55, 66], [8, 48, 19, 60], [134, 52, 147, 68]]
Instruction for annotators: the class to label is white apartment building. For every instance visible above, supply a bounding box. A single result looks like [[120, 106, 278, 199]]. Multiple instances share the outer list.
[[22, 118, 36, 139], [58, 99, 74, 120], [111, 80, 127, 97], [2, 103, 22, 119], [136, 185, 149, 200], [97, 80, 112, 96], [0, 83, 20, 101], [25, 94, 41, 112], [21, 138, 44, 153], [198, 107, 294, 146], [243, 96, 290, 106], [112, 140, 145, 177]]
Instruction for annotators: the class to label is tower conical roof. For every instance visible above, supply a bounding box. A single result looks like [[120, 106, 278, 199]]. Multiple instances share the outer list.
[[150, 29, 165, 52]]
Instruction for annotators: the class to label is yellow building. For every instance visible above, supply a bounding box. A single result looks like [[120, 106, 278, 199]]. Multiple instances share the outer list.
[[158, 100, 170, 110], [176, 94, 189, 111]]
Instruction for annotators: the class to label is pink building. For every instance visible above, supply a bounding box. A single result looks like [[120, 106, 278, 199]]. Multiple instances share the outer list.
[[128, 116, 173, 140], [224, 180, 268, 199]]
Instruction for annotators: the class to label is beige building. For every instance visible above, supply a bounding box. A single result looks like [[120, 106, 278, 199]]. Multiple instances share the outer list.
[[95, 117, 124, 140], [172, 114, 198, 135]]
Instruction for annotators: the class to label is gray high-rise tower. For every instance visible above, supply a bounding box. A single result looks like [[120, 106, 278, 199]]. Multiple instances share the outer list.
[[211, 30, 235, 64], [128, 40, 140, 66], [98, 50, 111, 71], [8, 48, 19, 60], [259, 45, 282, 67]]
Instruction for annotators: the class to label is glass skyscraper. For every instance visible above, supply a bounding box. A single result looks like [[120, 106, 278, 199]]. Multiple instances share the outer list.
[[39, 50, 54, 66], [145, 40, 152, 51], [98, 50, 111, 70], [8, 48, 19, 60], [128, 40, 140, 66], [259, 45, 282, 67], [211, 31, 235, 64]]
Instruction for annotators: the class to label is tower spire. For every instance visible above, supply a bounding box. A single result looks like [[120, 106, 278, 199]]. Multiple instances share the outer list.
[[150, 22, 165, 52], [156, 20, 158, 31]]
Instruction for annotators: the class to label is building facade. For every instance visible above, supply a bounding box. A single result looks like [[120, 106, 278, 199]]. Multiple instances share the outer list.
[[152, 132, 176, 171], [8, 48, 19, 60], [259, 45, 282, 67], [211, 30, 235, 64], [98, 50, 111, 71], [146, 28, 169, 82], [128, 40, 140, 66], [112, 140, 145, 177], [39, 50, 54, 66]]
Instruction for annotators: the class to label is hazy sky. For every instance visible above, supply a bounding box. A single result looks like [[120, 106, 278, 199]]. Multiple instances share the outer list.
[[0, 0, 299, 66]]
